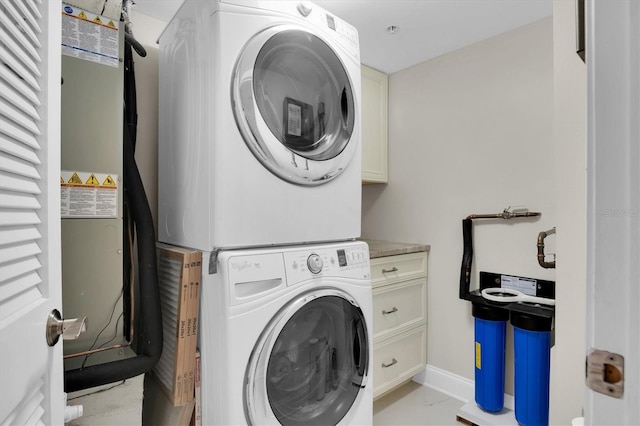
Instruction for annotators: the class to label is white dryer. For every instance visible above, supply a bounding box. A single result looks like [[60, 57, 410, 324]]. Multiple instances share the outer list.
[[158, 1, 362, 251], [199, 241, 372, 425]]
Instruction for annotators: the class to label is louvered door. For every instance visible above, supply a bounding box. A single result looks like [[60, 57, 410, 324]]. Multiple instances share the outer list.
[[0, 0, 63, 425]]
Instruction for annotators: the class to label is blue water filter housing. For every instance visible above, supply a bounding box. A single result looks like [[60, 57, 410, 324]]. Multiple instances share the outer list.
[[472, 304, 509, 412], [512, 312, 553, 426]]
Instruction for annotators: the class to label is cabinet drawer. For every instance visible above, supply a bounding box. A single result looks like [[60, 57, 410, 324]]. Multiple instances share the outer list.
[[373, 278, 426, 341], [373, 325, 426, 399], [370, 252, 427, 287]]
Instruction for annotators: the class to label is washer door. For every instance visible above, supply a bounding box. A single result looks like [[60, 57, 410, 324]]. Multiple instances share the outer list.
[[245, 290, 369, 425], [232, 25, 357, 185]]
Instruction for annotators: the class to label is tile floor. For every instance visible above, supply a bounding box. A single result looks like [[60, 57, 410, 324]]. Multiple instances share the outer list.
[[66, 376, 465, 425], [67, 377, 143, 425], [374, 381, 465, 425]]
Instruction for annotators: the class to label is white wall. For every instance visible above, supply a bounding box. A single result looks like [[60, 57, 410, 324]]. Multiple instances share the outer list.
[[362, 16, 555, 396], [128, 11, 166, 232]]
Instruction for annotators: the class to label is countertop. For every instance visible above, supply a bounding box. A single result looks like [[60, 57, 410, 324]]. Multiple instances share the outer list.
[[360, 239, 430, 259]]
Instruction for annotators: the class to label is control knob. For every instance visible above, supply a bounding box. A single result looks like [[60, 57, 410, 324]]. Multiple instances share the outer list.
[[307, 253, 323, 274]]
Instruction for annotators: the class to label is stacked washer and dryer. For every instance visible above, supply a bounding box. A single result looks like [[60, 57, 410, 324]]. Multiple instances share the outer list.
[[158, 1, 372, 424]]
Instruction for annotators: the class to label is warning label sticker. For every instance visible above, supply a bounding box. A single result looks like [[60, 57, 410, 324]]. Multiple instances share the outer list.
[[61, 170, 119, 218], [61, 3, 119, 68]]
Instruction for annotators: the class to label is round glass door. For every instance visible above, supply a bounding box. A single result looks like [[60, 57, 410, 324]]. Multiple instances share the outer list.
[[232, 25, 358, 185], [245, 290, 369, 425]]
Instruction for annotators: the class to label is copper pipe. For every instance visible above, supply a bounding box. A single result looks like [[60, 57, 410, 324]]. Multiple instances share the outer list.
[[537, 227, 556, 269], [65, 207, 138, 361], [127, 216, 136, 344], [63, 342, 131, 360], [460, 207, 541, 301], [466, 209, 542, 220]]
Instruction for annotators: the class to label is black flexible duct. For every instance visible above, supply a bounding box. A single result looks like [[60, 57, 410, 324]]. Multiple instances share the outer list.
[[459, 219, 473, 300], [64, 37, 162, 393]]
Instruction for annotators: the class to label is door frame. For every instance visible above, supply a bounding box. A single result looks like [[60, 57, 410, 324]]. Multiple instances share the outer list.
[[585, 0, 640, 423]]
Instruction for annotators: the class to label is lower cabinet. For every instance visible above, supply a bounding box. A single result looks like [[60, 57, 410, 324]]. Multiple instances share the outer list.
[[373, 325, 427, 398], [371, 250, 428, 400]]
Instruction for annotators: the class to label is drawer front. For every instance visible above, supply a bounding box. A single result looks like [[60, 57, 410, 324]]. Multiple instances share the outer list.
[[373, 278, 426, 341], [370, 252, 427, 287], [373, 326, 427, 399]]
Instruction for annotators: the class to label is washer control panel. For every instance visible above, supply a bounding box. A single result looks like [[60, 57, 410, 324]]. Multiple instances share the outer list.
[[283, 242, 370, 284]]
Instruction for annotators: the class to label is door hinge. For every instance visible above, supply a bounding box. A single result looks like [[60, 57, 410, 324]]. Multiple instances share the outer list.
[[209, 249, 220, 274], [586, 349, 624, 398]]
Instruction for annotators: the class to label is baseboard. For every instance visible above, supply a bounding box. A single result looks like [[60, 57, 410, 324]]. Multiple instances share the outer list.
[[413, 365, 514, 410]]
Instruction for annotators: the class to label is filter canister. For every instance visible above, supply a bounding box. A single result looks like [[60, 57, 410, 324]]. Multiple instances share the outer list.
[[472, 303, 509, 412], [512, 312, 553, 426]]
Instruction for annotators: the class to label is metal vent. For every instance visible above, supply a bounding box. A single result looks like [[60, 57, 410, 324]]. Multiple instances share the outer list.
[[152, 255, 183, 397]]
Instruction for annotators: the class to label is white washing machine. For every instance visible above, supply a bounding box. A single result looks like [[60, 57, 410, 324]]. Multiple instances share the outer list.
[[199, 240, 372, 425], [158, 0, 362, 251]]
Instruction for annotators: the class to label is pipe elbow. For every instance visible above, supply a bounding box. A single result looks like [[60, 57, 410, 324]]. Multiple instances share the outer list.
[[537, 227, 556, 269]]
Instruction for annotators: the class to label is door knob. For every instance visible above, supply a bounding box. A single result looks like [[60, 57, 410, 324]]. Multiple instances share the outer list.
[[46, 309, 87, 347]]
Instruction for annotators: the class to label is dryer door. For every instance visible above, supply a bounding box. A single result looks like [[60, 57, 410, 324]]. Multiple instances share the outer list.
[[232, 25, 357, 185], [245, 289, 369, 425]]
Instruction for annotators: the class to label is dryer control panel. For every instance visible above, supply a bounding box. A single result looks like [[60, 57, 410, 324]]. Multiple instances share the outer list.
[[218, 0, 360, 58]]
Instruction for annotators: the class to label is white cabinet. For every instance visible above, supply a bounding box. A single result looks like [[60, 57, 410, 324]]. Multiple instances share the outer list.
[[371, 251, 428, 399], [361, 65, 388, 183]]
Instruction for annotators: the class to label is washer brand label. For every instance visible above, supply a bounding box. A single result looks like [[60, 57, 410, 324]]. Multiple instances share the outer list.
[[231, 260, 261, 271]]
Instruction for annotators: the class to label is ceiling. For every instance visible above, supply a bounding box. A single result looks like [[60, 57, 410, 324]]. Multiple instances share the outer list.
[[131, 0, 552, 74]]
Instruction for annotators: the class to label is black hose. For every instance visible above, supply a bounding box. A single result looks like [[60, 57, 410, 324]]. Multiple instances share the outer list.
[[125, 32, 147, 58], [459, 219, 473, 300], [124, 36, 139, 151]]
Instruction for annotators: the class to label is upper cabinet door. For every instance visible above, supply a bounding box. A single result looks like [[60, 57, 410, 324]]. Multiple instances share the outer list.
[[361, 65, 388, 184]]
